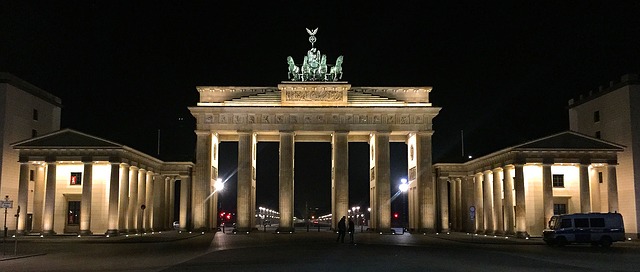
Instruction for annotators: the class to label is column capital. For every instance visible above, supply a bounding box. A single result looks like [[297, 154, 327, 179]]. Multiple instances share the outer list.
[[492, 166, 503, 172], [195, 130, 212, 136], [502, 164, 514, 170], [415, 131, 434, 137]]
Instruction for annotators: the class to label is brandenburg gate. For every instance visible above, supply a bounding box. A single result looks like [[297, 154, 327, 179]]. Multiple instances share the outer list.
[[188, 29, 441, 233]]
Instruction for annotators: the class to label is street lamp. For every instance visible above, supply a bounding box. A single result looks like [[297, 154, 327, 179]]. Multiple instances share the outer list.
[[214, 178, 224, 192], [399, 178, 408, 234]]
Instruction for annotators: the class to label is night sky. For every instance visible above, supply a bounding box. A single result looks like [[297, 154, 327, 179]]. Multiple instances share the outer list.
[[2, 2, 639, 217]]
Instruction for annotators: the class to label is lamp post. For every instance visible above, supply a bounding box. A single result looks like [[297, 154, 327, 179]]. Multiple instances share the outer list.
[[399, 178, 409, 234]]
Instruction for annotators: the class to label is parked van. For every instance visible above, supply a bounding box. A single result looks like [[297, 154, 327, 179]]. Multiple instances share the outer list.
[[543, 213, 625, 247]]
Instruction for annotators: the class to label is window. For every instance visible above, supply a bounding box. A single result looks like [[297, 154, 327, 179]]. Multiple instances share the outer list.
[[575, 218, 589, 228], [560, 218, 572, 228], [31, 129, 37, 137], [554, 204, 567, 215], [552, 174, 564, 187], [593, 110, 600, 122], [33, 109, 38, 121], [29, 170, 35, 181], [70, 172, 82, 185], [590, 218, 605, 228], [598, 172, 603, 184], [595, 131, 601, 139], [67, 201, 80, 225]]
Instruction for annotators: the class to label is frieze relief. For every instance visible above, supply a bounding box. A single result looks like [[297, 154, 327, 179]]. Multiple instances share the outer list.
[[285, 90, 344, 101], [202, 113, 430, 126]]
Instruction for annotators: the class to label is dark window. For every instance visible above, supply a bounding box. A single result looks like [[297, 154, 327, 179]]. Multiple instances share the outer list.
[[29, 170, 35, 181], [70, 172, 82, 185], [552, 174, 564, 187], [31, 129, 37, 137], [598, 172, 603, 183], [67, 201, 80, 225], [594, 111, 600, 122], [590, 218, 605, 228], [33, 109, 38, 120], [575, 218, 589, 228], [595, 131, 601, 139], [560, 219, 572, 228], [554, 204, 567, 215]]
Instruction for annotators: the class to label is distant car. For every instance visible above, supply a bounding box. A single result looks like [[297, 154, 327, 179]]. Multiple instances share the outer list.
[[173, 221, 180, 230]]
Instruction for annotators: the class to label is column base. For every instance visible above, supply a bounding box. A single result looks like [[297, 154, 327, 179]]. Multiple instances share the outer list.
[[475, 229, 485, 235], [439, 228, 450, 233], [79, 230, 93, 236], [493, 230, 505, 236], [41, 230, 56, 236], [105, 229, 119, 236], [484, 230, 494, 235], [505, 230, 516, 236], [516, 231, 529, 238], [15, 230, 27, 235]]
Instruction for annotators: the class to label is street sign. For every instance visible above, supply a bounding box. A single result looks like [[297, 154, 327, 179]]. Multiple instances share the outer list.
[[0, 200, 13, 208], [469, 206, 475, 221]]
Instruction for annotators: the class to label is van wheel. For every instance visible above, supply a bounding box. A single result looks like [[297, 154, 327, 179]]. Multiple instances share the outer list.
[[556, 237, 567, 246], [600, 236, 612, 248]]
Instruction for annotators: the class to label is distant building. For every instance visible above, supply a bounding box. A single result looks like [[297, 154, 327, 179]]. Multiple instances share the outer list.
[[568, 73, 640, 237], [0, 73, 61, 220]]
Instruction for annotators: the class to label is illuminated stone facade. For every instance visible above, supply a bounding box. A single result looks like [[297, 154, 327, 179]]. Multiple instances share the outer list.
[[569, 74, 640, 237], [434, 132, 623, 237], [189, 82, 441, 233]]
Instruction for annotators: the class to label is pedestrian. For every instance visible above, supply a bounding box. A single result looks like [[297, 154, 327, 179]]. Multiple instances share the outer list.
[[337, 216, 346, 243], [348, 217, 355, 243]]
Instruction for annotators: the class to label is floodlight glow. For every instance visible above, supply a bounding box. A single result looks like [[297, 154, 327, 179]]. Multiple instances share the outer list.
[[214, 178, 224, 192]]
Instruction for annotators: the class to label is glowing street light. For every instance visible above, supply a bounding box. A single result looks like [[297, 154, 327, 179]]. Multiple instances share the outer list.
[[399, 178, 409, 192], [214, 178, 224, 192], [398, 178, 408, 234]]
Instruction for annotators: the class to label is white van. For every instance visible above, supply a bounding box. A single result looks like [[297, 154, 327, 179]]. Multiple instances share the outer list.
[[543, 213, 625, 247]]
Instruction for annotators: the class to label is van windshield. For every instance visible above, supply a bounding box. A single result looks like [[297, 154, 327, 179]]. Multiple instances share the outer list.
[[549, 216, 559, 229]]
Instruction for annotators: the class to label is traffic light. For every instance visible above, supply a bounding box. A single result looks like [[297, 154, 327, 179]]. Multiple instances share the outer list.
[[394, 213, 399, 218]]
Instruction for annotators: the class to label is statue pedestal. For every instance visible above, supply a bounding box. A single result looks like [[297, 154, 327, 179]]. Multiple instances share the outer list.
[[279, 82, 351, 106]]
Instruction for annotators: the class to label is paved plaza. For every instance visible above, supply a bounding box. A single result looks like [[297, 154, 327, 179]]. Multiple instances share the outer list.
[[2, 228, 640, 271]]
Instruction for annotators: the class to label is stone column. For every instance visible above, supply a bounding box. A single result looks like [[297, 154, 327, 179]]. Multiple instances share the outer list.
[[237, 131, 253, 232], [118, 164, 130, 233], [449, 177, 457, 231], [332, 131, 349, 230], [462, 176, 475, 233], [153, 174, 164, 231], [372, 132, 391, 233], [542, 163, 554, 226], [32, 164, 45, 233], [579, 163, 591, 212], [145, 171, 154, 231], [16, 162, 29, 234], [492, 168, 504, 235], [277, 131, 295, 232], [438, 177, 449, 232], [137, 169, 147, 232], [483, 170, 494, 234], [167, 177, 174, 229], [106, 162, 121, 236], [42, 161, 57, 235], [193, 131, 212, 231], [503, 165, 515, 235], [127, 166, 139, 233], [415, 132, 434, 233], [79, 161, 93, 235], [514, 164, 528, 238], [455, 178, 462, 231], [474, 172, 484, 233], [607, 163, 619, 212], [179, 175, 191, 230]]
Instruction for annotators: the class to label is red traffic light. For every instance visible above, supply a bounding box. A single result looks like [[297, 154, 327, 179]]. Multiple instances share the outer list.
[[394, 213, 399, 218]]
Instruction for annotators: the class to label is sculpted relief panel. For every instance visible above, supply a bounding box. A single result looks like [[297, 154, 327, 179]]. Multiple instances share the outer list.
[[202, 112, 430, 127], [285, 90, 344, 101]]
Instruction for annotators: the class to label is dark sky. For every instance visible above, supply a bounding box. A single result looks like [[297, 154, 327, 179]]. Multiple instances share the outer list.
[[2, 1, 640, 217]]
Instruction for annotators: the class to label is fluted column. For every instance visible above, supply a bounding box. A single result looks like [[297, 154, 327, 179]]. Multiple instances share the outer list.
[[462, 176, 475, 233], [118, 164, 130, 233], [167, 177, 174, 229], [332, 131, 349, 230], [106, 162, 121, 236], [414, 132, 434, 233], [438, 177, 449, 232], [127, 166, 139, 233], [579, 163, 591, 212], [607, 163, 619, 212], [277, 131, 295, 232], [179, 175, 191, 230], [152, 174, 164, 231], [237, 131, 253, 232], [474, 172, 484, 233], [542, 163, 554, 226], [16, 162, 30, 234], [483, 170, 494, 234], [514, 164, 528, 238], [193, 131, 212, 230], [79, 161, 93, 235], [455, 178, 462, 231], [492, 168, 504, 235], [32, 164, 45, 233], [42, 161, 57, 235], [137, 169, 147, 232], [449, 177, 457, 230], [503, 165, 515, 235], [372, 132, 391, 233], [144, 170, 154, 231]]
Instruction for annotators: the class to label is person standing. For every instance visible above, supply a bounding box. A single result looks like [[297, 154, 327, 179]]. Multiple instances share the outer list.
[[337, 216, 346, 243], [348, 217, 355, 244]]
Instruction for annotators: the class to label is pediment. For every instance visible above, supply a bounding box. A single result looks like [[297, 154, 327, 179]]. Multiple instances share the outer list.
[[514, 131, 624, 151], [12, 129, 123, 149]]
